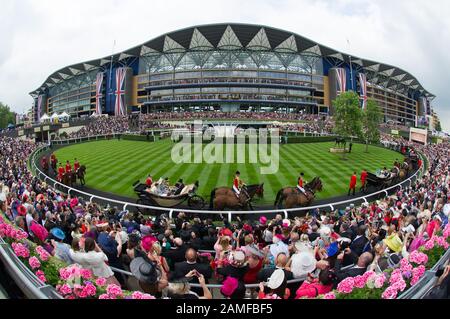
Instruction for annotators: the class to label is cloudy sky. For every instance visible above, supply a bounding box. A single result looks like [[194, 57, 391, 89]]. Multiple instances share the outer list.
[[0, 0, 449, 130]]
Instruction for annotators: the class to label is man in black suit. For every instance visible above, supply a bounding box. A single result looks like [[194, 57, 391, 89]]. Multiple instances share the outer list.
[[161, 238, 188, 266], [334, 250, 373, 286], [350, 226, 369, 256], [171, 248, 212, 296], [201, 228, 217, 251], [171, 248, 212, 279]]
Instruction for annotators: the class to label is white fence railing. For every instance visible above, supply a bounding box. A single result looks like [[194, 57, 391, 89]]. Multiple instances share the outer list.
[[30, 135, 426, 223]]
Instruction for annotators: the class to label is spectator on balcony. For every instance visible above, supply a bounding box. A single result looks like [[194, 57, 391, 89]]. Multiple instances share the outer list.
[[69, 237, 120, 286]]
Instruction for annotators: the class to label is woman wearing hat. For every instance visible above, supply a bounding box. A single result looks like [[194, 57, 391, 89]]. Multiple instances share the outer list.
[[70, 237, 120, 286], [258, 269, 290, 299]]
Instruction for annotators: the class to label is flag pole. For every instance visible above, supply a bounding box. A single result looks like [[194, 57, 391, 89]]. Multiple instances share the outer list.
[[108, 40, 116, 114], [347, 38, 354, 91]]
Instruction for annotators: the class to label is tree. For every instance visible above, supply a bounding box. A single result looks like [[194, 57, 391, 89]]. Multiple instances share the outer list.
[[0, 102, 16, 129], [333, 92, 363, 158], [435, 120, 442, 132], [362, 99, 382, 152]]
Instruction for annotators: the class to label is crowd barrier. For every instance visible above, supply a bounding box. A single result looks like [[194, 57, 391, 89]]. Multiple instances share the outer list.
[[29, 133, 427, 223], [0, 135, 441, 299], [0, 237, 61, 299]]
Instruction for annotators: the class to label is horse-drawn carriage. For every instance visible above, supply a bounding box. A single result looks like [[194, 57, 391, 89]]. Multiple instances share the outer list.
[[364, 172, 394, 192], [133, 181, 206, 209]]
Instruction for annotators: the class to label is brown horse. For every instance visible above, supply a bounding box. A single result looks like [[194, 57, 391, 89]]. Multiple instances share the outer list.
[[62, 172, 76, 187], [209, 184, 264, 211], [76, 165, 87, 186], [274, 177, 323, 209]]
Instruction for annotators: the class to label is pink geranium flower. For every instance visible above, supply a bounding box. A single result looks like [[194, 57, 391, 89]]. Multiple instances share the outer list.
[[12, 242, 30, 258], [35, 246, 51, 262], [58, 284, 72, 295], [323, 292, 336, 299], [382, 286, 398, 299], [337, 277, 355, 294], [106, 284, 123, 297], [95, 278, 107, 287], [28, 256, 41, 269]]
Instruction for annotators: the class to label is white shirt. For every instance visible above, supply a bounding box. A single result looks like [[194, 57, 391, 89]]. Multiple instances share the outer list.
[[69, 250, 114, 278]]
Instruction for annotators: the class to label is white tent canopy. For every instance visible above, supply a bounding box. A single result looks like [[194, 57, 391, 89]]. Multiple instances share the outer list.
[[59, 112, 70, 118], [40, 114, 50, 122], [51, 113, 59, 119]]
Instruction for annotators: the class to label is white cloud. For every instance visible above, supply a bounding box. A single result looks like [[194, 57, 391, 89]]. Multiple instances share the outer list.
[[0, 0, 449, 130]]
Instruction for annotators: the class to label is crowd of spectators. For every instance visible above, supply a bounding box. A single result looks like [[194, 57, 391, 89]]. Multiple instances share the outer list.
[[59, 113, 335, 140], [0, 133, 449, 299]]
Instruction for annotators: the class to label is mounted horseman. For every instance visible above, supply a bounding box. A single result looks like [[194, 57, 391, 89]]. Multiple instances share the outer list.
[[209, 172, 264, 211], [50, 153, 58, 172], [274, 177, 323, 209]]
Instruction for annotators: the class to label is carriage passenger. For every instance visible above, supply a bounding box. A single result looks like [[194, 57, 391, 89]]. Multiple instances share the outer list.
[[146, 175, 153, 188]]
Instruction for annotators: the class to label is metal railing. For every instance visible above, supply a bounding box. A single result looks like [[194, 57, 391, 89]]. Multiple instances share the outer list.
[[398, 248, 450, 299], [0, 237, 62, 299], [29, 134, 427, 223]]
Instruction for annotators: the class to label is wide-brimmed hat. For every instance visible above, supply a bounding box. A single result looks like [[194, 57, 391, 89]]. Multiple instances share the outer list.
[[326, 242, 339, 258], [130, 257, 160, 284], [50, 228, 66, 241], [259, 216, 268, 225], [244, 244, 265, 258], [295, 241, 312, 254], [319, 226, 332, 238], [267, 269, 286, 290], [220, 276, 239, 297], [291, 251, 316, 278], [282, 219, 291, 228], [228, 250, 247, 268], [384, 234, 403, 253], [270, 242, 289, 258]]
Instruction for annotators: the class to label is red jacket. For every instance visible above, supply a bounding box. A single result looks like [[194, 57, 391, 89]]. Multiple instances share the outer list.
[[360, 171, 368, 183], [146, 177, 153, 187], [65, 164, 72, 173], [350, 175, 357, 188]]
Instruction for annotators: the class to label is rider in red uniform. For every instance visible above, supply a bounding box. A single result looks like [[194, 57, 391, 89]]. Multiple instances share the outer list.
[[297, 173, 306, 194], [65, 160, 72, 173], [146, 175, 153, 188], [360, 170, 368, 190], [57, 163, 65, 182], [74, 158, 80, 173], [348, 172, 357, 196]]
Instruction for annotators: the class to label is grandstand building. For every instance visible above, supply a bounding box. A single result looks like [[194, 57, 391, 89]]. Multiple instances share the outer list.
[[30, 23, 435, 126]]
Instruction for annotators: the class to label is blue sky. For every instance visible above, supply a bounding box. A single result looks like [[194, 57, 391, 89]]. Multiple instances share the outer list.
[[0, 0, 448, 130]]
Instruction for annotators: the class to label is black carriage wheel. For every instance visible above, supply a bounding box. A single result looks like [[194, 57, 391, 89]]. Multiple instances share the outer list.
[[188, 195, 205, 209], [137, 198, 153, 214]]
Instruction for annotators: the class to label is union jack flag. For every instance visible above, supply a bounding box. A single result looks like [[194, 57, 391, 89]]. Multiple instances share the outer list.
[[336, 68, 347, 94], [115, 68, 127, 116], [95, 72, 104, 115], [37, 95, 43, 121], [359, 73, 368, 110]]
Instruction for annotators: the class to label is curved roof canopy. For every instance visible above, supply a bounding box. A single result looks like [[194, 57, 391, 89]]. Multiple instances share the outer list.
[[30, 23, 434, 99]]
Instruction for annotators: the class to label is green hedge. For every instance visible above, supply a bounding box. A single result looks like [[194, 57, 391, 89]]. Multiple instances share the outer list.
[[122, 134, 156, 142]]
